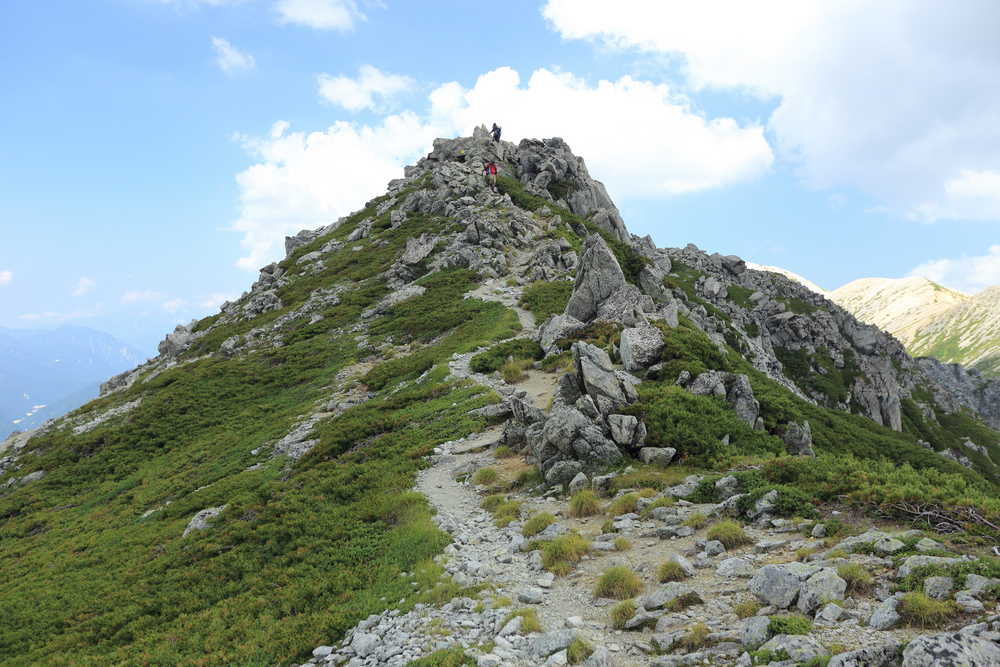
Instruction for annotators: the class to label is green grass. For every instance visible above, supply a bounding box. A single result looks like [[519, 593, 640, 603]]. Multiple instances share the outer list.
[[568, 490, 602, 517], [706, 519, 752, 549], [522, 512, 557, 538], [519, 281, 575, 324], [503, 609, 542, 634], [541, 533, 591, 575], [609, 599, 636, 630], [767, 615, 813, 636], [594, 565, 643, 600], [658, 561, 686, 583], [469, 339, 544, 375]]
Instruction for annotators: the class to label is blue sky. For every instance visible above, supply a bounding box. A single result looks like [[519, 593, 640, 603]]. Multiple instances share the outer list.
[[2, 0, 999, 355]]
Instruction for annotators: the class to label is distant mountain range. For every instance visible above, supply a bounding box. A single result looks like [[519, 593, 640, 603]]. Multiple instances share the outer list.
[[0, 325, 145, 440], [755, 270, 1000, 379]]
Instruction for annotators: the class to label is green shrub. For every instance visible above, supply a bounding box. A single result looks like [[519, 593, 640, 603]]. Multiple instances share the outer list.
[[681, 512, 708, 529], [767, 615, 813, 635], [522, 512, 557, 538], [658, 561, 686, 583], [609, 599, 637, 630], [601, 519, 615, 534], [614, 537, 631, 551], [500, 361, 528, 384], [518, 281, 574, 324], [595, 565, 643, 600], [469, 339, 544, 374], [405, 648, 476, 667], [706, 519, 751, 549], [569, 490, 602, 517]]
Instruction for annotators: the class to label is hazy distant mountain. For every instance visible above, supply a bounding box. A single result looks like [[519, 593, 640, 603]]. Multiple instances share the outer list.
[[0, 325, 145, 439], [830, 276, 970, 345]]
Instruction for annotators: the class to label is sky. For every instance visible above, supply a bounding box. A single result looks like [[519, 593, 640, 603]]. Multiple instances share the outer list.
[[2, 0, 999, 355]]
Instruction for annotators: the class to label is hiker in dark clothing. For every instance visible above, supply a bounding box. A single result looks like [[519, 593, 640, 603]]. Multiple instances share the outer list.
[[491, 123, 501, 143], [482, 160, 498, 192]]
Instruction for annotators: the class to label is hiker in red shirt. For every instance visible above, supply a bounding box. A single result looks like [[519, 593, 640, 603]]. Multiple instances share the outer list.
[[482, 160, 498, 193]]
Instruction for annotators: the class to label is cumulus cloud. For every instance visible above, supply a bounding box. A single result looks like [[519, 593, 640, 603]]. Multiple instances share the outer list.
[[212, 37, 255, 73], [122, 289, 167, 303], [72, 277, 96, 297], [0, 270, 11, 285], [542, 0, 1000, 222], [911, 170, 1000, 223], [230, 66, 771, 270], [161, 298, 185, 313], [275, 0, 364, 30], [318, 65, 416, 112], [909, 245, 1000, 294]]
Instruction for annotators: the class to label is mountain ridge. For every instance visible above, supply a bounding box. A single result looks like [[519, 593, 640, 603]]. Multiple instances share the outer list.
[[2, 129, 1000, 666]]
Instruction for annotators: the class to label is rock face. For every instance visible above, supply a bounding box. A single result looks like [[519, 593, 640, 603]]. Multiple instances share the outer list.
[[564, 235, 628, 323]]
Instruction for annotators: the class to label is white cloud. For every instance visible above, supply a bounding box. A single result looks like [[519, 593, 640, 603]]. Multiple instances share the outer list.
[[911, 170, 1000, 223], [909, 245, 1000, 294], [0, 270, 11, 285], [212, 37, 255, 74], [72, 277, 96, 297], [230, 66, 771, 270], [122, 289, 167, 303], [161, 298, 185, 313], [275, 0, 364, 30], [543, 0, 1000, 222], [318, 65, 416, 112]]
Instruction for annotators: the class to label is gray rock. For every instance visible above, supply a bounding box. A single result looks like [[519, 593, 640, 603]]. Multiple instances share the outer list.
[[924, 576, 954, 599], [740, 617, 770, 648], [531, 630, 578, 657], [759, 634, 828, 664], [827, 643, 901, 667], [650, 653, 711, 667], [817, 603, 849, 623], [352, 632, 379, 659], [668, 553, 697, 578], [898, 555, 966, 579], [797, 568, 847, 615], [181, 505, 227, 538], [638, 447, 676, 467], [572, 342, 626, 414], [518, 587, 545, 605], [902, 631, 1000, 666], [727, 374, 760, 425], [637, 582, 701, 610], [868, 597, 901, 630], [955, 591, 985, 613], [704, 540, 725, 557], [606, 414, 646, 449], [536, 313, 587, 351], [564, 235, 627, 323], [401, 236, 435, 265], [19, 470, 44, 486], [715, 475, 740, 501], [715, 558, 757, 579], [569, 472, 590, 494], [619, 326, 665, 372], [782, 420, 815, 457], [749, 565, 801, 608]]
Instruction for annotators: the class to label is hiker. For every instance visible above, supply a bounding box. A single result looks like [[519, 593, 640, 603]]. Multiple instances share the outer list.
[[482, 160, 498, 192], [490, 123, 501, 143]]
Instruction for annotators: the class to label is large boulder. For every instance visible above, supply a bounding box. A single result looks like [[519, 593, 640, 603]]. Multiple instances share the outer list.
[[902, 631, 1000, 666], [783, 420, 816, 457], [619, 326, 666, 372], [565, 235, 627, 323], [572, 342, 626, 414]]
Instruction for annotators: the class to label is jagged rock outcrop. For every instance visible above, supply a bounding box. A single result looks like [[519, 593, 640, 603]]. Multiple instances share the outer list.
[[916, 356, 1000, 431]]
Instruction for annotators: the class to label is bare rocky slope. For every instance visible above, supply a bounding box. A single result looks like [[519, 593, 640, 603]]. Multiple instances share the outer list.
[[2, 128, 1000, 667]]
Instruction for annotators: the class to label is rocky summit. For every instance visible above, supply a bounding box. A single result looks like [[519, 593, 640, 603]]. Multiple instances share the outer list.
[[2, 129, 1000, 667]]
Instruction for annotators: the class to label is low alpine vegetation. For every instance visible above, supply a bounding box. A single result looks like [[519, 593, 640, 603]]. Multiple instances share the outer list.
[[706, 519, 752, 549], [568, 489, 602, 517], [658, 561, 686, 583], [522, 511, 557, 538], [594, 565, 643, 600]]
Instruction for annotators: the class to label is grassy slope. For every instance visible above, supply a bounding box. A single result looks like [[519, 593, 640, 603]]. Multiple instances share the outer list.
[[0, 184, 519, 665]]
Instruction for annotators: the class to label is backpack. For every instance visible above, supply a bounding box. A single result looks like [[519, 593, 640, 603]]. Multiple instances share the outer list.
[[487, 162, 497, 175]]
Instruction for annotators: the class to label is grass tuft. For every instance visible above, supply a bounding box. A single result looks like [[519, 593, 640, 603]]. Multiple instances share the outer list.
[[594, 565, 643, 600], [569, 490, 602, 517]]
